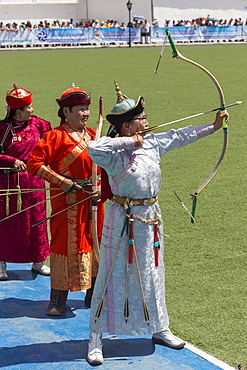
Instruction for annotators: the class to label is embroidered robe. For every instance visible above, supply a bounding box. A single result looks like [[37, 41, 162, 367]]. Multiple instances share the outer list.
[[27, 123, 104, 291]]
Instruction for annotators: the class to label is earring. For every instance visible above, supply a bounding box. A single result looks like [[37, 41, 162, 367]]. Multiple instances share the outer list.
[[128, 130, 131, 136]]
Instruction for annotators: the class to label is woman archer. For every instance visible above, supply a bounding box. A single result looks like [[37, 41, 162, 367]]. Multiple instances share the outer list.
[[85, 81, 229, 365]]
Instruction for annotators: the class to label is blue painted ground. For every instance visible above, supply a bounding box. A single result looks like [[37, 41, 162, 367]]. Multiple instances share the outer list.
[[0, 263, 232, 370]]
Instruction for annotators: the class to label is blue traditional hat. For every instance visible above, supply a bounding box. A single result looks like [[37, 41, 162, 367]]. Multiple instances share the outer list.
[[106, 81, 145, 137]]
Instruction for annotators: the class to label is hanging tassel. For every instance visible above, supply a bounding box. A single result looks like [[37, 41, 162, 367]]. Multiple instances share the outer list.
[[16, 172, 22, 212], [5, 173, 10, 216], [128, 239, 134, 264], [154, 222, 160, 266], [124, 297, 129, 322], [128, 216, 134, 264], [6, 193, 10, 215]]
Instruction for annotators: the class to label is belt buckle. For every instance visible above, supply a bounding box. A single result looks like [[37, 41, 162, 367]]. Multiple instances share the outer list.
[[144, 198, 155, 206], [132, 200, 140, 206], [124, 197, 134, 209]]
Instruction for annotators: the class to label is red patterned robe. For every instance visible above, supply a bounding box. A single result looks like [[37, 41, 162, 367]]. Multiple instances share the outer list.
[[0, 115, 51, 263]]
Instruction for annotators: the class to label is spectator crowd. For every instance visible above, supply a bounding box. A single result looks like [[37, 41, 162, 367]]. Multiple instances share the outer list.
[[0, 15, 247, 34], [164, 15, 247, 27]]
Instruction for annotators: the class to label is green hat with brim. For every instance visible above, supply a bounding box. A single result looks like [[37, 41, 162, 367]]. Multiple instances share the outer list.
[[106, 81, 145, 136]]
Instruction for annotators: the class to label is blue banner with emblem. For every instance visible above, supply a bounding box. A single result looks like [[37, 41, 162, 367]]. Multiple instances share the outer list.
[[32, 27, 140, 45], [0, 29, 33, 47], [0, 26, 246, 47], [91, 27, 140, 43], [32, 28, 90, 44], [151, 26, 246, 42]]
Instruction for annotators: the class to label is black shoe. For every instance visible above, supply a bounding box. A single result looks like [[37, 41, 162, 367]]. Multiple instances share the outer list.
[[46, 289, 68, 316]]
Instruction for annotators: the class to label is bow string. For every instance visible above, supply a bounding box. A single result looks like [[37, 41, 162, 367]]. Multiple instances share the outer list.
[[166, 29, 228, 223]]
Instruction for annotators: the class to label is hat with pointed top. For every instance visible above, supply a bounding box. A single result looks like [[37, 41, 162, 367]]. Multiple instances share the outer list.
[[106, 81, 145, 131]]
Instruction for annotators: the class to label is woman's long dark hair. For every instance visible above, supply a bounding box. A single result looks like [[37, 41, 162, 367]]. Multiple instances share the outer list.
[[0, 106, 25, 124], [0, 106, 26, 154]]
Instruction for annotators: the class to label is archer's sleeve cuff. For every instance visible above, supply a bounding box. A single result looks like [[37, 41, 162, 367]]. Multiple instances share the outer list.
[[37, 165, 65, 186], [195, 124, 214, 139]]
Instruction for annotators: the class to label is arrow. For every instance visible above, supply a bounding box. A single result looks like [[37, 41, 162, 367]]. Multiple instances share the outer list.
[[138, 101, 242, 134]]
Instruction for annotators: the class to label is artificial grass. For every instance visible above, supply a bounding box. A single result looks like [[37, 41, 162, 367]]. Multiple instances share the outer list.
[[0, 43, 246, 368]]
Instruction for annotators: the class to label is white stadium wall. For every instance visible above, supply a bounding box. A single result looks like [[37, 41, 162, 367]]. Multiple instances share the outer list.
[[0, 0, 152, 26], [78, 0, 152, 25], [154, 0, 247, 26], [0, 0, 246, 26], [0, 0, 79, 25]]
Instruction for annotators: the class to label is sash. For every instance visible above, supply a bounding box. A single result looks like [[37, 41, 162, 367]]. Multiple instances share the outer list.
[[58, 124, 90, 174]]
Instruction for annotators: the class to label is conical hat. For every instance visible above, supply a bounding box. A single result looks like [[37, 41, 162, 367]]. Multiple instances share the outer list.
[[106, 81, 145, 130]]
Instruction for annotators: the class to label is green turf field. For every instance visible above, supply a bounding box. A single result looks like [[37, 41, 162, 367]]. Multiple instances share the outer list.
[[0, 43, 246, 369]]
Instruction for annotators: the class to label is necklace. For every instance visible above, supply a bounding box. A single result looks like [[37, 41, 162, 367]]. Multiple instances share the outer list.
[[73, 128, 88, 142], [65, 122, 88, 142], [75, 129, 86, 138], [11, 120, 25, 142]]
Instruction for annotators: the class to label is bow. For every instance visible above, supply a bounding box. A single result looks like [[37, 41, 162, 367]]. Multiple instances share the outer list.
[[91, 96, 103, 262], [0, 191, 64, 223], [166, 29, 228, 223], [0, 187, 61, 195], [0, 167, 25, 173]]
